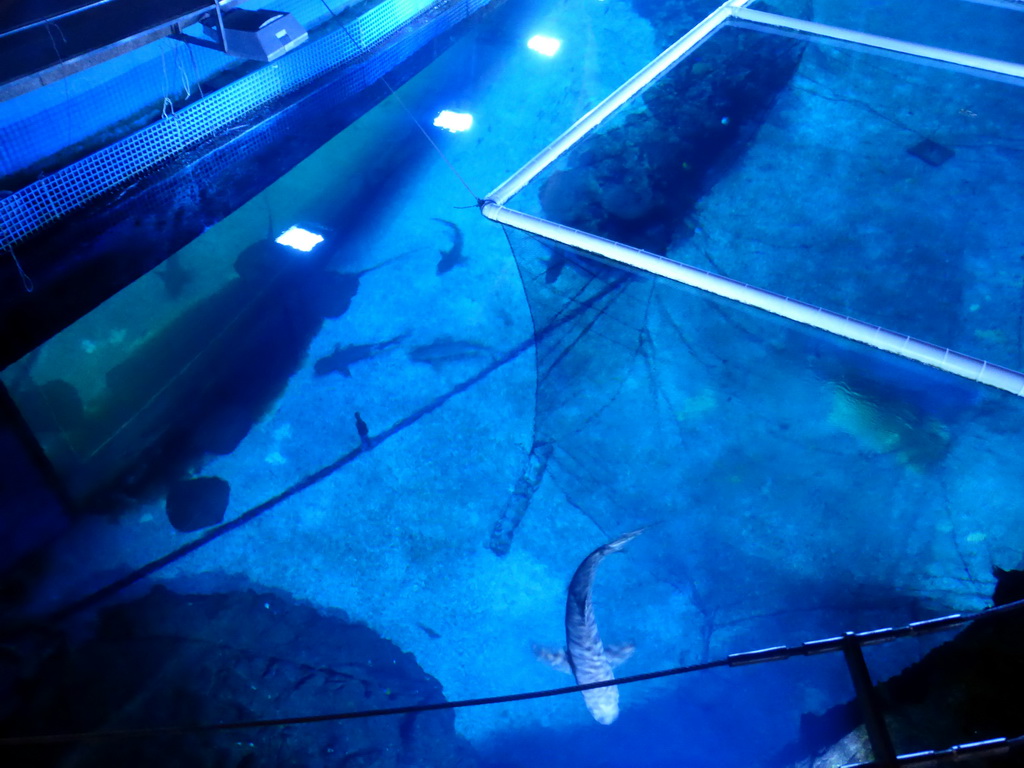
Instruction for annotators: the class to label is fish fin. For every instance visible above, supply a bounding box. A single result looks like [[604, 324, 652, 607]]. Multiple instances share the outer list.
[[605, 642, 636, 668], [606, 527, 648, 552], [340, 366, 352, 377], [374, 335, 406, 354], [416, 622, 441, 639], [532, 644, 572, 674]]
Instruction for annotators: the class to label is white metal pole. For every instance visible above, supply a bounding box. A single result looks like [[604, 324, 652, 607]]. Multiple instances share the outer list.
[[485, 0, 756, 205], [730, 7, 1024, 79], [482, 202, 1024, 397]]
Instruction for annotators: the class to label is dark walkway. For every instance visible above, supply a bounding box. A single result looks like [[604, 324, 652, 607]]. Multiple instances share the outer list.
[[0, 0, 218, 90]]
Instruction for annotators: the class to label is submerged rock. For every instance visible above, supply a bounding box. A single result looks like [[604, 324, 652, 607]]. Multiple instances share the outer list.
[[189, 404, 253, 456], [0, 586, 477, 768], [165, 476, 230, 532]]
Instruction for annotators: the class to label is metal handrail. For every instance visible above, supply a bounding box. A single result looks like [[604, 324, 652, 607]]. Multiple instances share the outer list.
[[842, 735, 1022, 768], [0, 0, 230, 41]]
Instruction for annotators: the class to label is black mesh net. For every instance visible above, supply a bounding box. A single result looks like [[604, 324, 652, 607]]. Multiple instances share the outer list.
[[485, 223, 1012, 661]]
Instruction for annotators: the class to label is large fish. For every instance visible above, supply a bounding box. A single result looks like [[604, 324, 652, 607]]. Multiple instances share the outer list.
[[313, 335, 404, 377], [432, 219, 465, 274], [535, 528, 645, 724], [408, 338, 492, 367]]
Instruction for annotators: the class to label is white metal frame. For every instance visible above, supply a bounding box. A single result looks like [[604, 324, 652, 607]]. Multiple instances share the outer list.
[[482, 0, 1024, 397]]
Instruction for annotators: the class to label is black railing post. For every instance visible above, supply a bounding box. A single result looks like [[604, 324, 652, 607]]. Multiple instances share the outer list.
[[842, 632, 898, 768]]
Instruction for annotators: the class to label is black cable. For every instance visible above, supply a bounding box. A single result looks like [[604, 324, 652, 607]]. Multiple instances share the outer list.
[[3, 597, 1023, 747], [0, 658, 728, 746], [0, 278, 625, 644]]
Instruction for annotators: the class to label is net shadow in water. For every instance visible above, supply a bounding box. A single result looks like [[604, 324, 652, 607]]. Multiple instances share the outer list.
[[496, 226, 1024, 663]]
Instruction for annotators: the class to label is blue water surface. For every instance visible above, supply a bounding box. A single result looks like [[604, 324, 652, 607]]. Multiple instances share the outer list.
[[2, 0, 1023, 766]]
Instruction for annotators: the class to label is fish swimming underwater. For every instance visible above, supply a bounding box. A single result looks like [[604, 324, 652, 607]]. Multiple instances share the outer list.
[[154, 258, 192, 298], [432, 218, 465, 274], [544, 248, 570, 284], [535, 528, 645, 724], [408, 338, 492, 367], [314, 335, 404, 377]]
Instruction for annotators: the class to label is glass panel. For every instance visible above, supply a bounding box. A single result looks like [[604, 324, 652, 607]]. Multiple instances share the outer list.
[[751, 0, 1024, 66], [509, 23, 1024, 373]]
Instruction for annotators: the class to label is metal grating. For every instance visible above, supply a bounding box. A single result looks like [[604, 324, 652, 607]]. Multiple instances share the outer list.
[[1, 34, 238, 183], [0, 0, 488, 250], [0, 0, 366, 182]]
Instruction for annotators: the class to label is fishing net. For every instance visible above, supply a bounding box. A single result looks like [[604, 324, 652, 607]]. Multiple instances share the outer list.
[[489, 222, 1016, 659], [476, 10, 1024, 660]]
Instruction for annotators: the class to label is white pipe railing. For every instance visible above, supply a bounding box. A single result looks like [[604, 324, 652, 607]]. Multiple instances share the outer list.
[[481, 204, 1024, 397], [482, 0, 1024, 398], [486, 0, 758, 206], [730, 7, 1024, 79]]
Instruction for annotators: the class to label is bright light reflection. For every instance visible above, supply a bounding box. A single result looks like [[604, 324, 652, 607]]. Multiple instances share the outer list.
[[433, 110, 473, 133], [275, 225, 324, 253], [527, 35, 561, 56]]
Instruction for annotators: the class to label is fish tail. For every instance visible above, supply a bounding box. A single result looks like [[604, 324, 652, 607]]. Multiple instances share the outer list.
[[358, 252, 407, 275], [432, 218, 461, 246], [605, 527, 648, 553]]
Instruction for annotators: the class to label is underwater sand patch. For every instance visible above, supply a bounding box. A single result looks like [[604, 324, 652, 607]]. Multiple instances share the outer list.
[[827, 379, 951, 469], [675, 389, 718, 421]]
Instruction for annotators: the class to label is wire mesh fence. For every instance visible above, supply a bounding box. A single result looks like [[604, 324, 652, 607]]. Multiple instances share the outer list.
[[0, 0, 488, 250]]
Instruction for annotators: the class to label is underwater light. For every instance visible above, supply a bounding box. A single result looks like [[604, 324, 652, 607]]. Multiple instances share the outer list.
[[275, 226, 324, 253], [433, 110, 473, 133], [527, 35, 561, 57]]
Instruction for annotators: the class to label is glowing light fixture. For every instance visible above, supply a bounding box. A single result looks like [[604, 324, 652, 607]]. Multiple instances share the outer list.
[[276, 225, 324, 252], [433, 110, 473, 133], [527, 35, 561, 57]]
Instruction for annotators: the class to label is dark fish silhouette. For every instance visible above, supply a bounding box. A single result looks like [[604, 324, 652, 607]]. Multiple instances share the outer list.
[[432, 218, 465, 274], [408, 338, 492, 367], [70, 225, 407, 513], [314, 336, 404, 377], [416, 622, 441, 639], [545, 251, 567, 284], [544, 246, 608, 284], [534, 528, 646, 724], [155, 257, 192, 298], [354, 411, 372, 450]]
